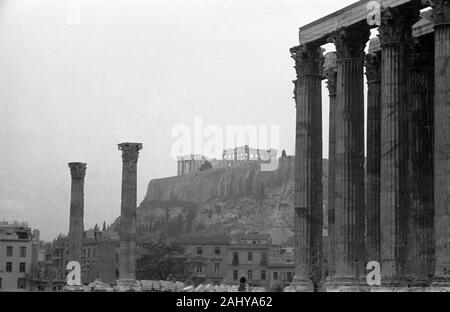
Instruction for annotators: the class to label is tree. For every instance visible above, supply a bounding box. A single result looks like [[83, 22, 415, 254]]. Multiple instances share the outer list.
[[136, 241, 193, 281], [199, 161, 213, 172]]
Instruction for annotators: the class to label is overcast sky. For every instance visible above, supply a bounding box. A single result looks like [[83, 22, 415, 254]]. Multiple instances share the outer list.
[[0, 0, 360, 240]]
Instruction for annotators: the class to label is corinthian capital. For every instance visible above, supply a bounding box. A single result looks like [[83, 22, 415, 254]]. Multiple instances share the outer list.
[[379, 6, 420, 45], [329, 24, 370, 59], [68, 162, 87, 180], [365, 52, 381, 82], [290, 44, 324, 77], [423, 0, 450, 25], [118, 142, 143, 162]]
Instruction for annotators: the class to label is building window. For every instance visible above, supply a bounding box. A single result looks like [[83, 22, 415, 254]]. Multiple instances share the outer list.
[[248, 252, 253, 262], [261, 252, 267, 264], [273, 271, 278, 281], [214, 262, 220, 273], [87, 248, 91, 259], [93, 248, 96, 259], [232, 252, 239, 265], [248, 270, 253, 281], [261, 270, 266, 281], [115, 269, 119, 279], [214, 247, 221, 255], [196, 263, 203, 273], [6, 262, 12, 273], [6, 246, 13, 257], [233, 270, 238, 281], [287, 272, 293, 282], [20, 247, 27, 257], [19, 262, 26, 273], [197, 247, 203, 255], [17, 278, 27, 289]]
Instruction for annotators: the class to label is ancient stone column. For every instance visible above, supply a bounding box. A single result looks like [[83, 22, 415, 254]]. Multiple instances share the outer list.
[[118, 142, 143, 285], [327, 24, 369, 290], [68, 162, 86, 264], [323, 52, 337, 279], [406, 36, 434, 286], [378, 5, 419, 286], [290, 44, 323, 291], [365, 46, 382, 264], [427, 0, 450, 287]]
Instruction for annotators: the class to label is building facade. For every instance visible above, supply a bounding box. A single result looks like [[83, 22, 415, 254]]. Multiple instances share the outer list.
[[0, 222, 34, 291], [177, 235, 231, 285], [226, 234, 271, 289]]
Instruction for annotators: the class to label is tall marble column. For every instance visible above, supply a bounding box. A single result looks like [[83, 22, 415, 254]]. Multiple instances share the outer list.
[[118, 142, 143, 286], [406, 36, 435, 286], [427, 0, 450, 287], [365, 48, 382, 264], [323, 52, 337, 279], [379, 5, 419, 286], [327, 24, 369, 289], [290, 44, 323, 291], [68, 162, 87, 264]]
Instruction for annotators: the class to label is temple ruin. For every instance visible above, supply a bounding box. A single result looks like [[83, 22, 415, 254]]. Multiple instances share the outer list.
[[291, 0, 450, 291]]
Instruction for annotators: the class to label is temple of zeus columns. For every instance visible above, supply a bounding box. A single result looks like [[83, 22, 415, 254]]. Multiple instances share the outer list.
[[117, 142, 143, 290], [68, 162, 87, 269], [290, 0, 450, 291]]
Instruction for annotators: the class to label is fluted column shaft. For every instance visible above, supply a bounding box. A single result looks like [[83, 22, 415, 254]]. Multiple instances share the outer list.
[[118, 142, 143, 281], [365, 52, 382, 264], [68, 162, 87, 265], [428, 0, 450, 284], [324, 52, 337, 279], [290, 44, 323, 290], [328, 25, 369, 285], [379, 5, 419, 284], [406, 37, 434, 285]]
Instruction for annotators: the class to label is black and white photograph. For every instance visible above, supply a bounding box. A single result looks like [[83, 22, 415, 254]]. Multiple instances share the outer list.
[[0, 0, 449, 299]]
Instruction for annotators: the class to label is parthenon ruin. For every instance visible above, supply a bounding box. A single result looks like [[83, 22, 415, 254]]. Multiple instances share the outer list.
[[291, 0, 449, 291]]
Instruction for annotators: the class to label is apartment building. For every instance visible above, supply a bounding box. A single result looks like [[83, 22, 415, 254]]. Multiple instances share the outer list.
[[226, 234, 271, 289], [0, 222, 34, 291], [177, 235, 231, 285]]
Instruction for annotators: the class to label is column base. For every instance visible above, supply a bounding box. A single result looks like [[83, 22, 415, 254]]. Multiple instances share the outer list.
[[284, 277, 315, 292], [324, 277, 369, 292], [63, 285, 86, 292], [428, 277, 450, 292], [115, 279, 141, 292]]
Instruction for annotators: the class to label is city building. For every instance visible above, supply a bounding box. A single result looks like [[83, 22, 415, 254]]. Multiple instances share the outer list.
[[29, 227, 119, 291], [81, 228, 120, 284], [0, 221, 34, 291], [176, 235, 231, 285], [226, 234, 271, 289], [29, 235, 68, 291], [267, 246, 295, 291]]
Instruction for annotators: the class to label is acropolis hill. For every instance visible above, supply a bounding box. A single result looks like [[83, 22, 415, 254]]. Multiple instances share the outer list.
[[112, 157, 328, 245]]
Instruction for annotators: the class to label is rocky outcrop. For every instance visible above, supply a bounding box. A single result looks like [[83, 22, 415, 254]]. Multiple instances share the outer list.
[[114, 157, 328, 245]]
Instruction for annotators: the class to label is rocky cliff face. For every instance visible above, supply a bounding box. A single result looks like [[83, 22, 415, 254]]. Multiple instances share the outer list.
[[116, 157, 327, 245]]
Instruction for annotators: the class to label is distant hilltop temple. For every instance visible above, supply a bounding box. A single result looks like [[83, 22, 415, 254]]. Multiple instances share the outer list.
[[176, 145, 279, 176]]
